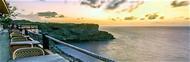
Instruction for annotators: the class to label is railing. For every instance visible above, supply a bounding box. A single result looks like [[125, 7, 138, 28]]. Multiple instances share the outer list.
[[0, 24, 3, 31], [17, 24, 115, 62], [28, 31, 115, 62], [28, 32, 82, 62], [14, 24, 38, 29]]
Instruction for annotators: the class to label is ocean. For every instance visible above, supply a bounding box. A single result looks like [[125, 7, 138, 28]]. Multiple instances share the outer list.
[[57, 26, 190, 62]]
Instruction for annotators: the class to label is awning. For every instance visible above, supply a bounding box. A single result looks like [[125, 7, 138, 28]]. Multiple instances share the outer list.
[[0, 0, 9, 14]]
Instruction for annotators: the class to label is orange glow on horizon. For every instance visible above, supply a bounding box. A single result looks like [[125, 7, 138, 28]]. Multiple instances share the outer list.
[[10, 0, 190, 26]]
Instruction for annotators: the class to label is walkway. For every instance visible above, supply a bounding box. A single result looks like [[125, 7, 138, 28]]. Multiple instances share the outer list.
[[0, 29, 11, 62]]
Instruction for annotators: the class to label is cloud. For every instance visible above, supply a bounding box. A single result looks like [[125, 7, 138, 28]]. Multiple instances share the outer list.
[[86, 0, 98, 4], [39, 0, 46, 2], [106, 0, 126, 10], [80, 0, 144, 12], [81, 0, 103, 8], [81, 0, 126, 10], [119, 1, 144, 12], [171, 0, 189, 7]]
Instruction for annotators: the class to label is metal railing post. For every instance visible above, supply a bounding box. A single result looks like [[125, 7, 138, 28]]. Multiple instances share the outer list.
[[24, 28, 28, 35], [42, 33, 49, 49], [11, 23, 14, 29], [16, 25, 19, 29]]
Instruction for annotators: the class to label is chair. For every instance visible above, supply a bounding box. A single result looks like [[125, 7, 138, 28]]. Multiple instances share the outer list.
[[11, 37, 29, 42], [10, 32, 23, 38], [11, 29, 21, 33], [12, 47, 45, 60], [10, 43, 33, 54]]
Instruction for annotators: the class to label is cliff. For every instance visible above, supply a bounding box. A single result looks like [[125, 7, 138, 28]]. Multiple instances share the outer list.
[[14, 20, 115, 42]]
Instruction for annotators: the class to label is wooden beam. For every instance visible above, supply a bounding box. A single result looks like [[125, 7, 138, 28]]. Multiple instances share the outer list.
[[0, 0, 9, 14]]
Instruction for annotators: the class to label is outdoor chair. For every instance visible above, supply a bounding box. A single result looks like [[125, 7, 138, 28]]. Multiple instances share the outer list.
[[12, 47, 45, 60], [10, 44, 33, 55], [10, 32, 23, 38], [11, 37, 29, 42]]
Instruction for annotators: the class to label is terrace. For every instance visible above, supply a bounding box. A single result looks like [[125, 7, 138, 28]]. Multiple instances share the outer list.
[[0, 0, 114, 62]]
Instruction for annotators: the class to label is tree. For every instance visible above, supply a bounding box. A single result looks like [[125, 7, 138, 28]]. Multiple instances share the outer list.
[[0, 2, 18, 29]]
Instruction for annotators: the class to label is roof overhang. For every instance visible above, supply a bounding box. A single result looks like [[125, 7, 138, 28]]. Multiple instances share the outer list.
[[0, 0, 9, 14]]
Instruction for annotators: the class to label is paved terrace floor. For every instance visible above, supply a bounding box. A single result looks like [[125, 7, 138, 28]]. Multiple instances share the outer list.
[[0, 29, 10, 62]]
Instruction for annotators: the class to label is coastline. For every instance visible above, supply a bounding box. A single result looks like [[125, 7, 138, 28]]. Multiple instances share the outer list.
[[14, 20, 115, 42]]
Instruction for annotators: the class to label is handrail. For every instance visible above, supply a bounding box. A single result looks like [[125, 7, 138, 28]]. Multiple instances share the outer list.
[[18, 22, 115, 62], [28, 31, 115, 62], [45, 35, 115, 62], [15, 24, 38, 29]]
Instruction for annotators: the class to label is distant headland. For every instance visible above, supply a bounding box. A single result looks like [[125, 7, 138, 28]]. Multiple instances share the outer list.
[[14, 20, 115, 43]]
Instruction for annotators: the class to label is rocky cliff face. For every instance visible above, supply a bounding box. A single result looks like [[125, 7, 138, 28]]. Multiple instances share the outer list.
[[14, 20, 115, 42], [39, 23, 115, 42]]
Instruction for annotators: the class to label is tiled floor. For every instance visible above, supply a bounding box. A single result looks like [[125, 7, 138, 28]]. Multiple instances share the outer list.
[[0, 29, 10, 62]]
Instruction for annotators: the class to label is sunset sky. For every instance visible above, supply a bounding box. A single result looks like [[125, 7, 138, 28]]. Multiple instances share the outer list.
[[7, 0, 190, 26]]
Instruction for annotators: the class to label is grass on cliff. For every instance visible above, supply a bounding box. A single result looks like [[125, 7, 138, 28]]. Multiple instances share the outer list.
[[14, 20, 115, 42]]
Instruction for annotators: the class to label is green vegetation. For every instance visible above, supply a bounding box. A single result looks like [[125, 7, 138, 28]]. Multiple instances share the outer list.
[[0, 3, 17, 29], [14, 20, 115, 43], [0, 18, 12, 28]]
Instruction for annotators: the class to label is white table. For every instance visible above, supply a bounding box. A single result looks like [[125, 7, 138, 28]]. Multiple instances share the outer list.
[[11, 40, 40, 45], [13, 54, 69, 62]]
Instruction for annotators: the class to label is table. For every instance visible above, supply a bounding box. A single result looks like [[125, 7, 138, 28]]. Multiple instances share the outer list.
[[11, 40, 40, 45], [13, 54, 69, 62]]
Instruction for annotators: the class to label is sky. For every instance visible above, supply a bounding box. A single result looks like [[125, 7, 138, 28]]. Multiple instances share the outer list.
[[7, 0, 190, 26]]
